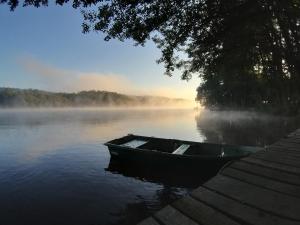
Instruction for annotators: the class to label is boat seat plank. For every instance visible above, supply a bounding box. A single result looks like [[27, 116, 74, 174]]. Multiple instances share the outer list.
[[172, 144, 190, 155], [191, 187, 298, 225], [242, 157, 300, 175], [154, 205, 199, 225], [172, 195, 241, 225], [230, 161, 300, 186], [138, 217, 160, 225], [121, 139, 148, 148], [221, 167, 300, 198], [203, 175, 300, 220]]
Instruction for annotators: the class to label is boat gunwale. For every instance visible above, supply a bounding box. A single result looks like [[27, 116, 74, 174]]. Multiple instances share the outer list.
[[104, 134, 264, 160], [104, 134, 264, 150], [105, 143, 256, 160]]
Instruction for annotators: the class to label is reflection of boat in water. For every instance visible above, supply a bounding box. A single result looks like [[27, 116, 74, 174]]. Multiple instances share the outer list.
[[105, 134, 264, 171], [105, 158, 213, 188]]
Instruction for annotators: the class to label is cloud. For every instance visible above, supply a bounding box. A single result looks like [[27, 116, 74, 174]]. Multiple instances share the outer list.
[[19, 56, 197, 101], [21, 57, 70, 80]]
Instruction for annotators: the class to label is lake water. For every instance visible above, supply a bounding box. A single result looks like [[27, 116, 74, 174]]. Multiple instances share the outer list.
[[0, 108, 299, 225]]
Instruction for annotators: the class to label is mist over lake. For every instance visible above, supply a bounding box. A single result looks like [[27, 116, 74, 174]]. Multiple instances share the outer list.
[[0, 108, 299, 225]]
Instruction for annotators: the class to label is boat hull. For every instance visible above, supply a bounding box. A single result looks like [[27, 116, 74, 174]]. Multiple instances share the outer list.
[[107, 145, 235, 171]]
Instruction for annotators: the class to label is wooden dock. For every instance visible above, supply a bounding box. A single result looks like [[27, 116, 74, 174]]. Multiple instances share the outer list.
[[138, 129, 300, 225]]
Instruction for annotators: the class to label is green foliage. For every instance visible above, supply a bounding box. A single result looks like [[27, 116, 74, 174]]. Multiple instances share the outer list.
[[2, 0, 300, 113], [0, 88, 186, 107]]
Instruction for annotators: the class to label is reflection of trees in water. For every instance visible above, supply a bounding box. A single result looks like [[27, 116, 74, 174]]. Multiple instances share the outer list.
[[196, 110, 300, 146], [110, 185, 185, 225]]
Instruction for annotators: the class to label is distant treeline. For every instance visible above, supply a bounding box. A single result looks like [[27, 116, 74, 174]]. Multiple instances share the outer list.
[[0, 88, 188, 108]]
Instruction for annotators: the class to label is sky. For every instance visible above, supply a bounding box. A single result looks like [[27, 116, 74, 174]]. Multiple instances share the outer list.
[[0, 3, 201, 100]]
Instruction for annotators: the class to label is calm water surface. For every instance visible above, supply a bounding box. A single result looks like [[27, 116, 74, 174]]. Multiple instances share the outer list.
[[0, 108, 299, 225]]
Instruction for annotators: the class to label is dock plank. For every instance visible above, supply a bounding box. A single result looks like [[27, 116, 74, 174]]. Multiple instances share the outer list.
[[268, 144, 300, 151], [154, 205, 199, 225], [272, 143, 300, 151], [138, 217, 160, 225], [221, 167, 300, 198], [203, 175, 300, 220], [256, 149, 300, 159], [137, 129, 300, 225], [191, 187, 298, 225], [280, 141, 300, 147], [172, 195, 241, 225], [230, 161, 300, 186], [242, 157, 300, 175], [267, 146, 300, 156], [272, 142, 300, 148], [250, 154, 300, 168], [275, 137, 300, 143]]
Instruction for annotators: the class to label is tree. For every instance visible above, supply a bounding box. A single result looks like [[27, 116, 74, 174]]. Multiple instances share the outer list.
[[2, 0, 300, 113]]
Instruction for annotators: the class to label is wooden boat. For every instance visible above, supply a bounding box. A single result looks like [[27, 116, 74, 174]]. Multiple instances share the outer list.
[[105, 134, 264, 170]]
